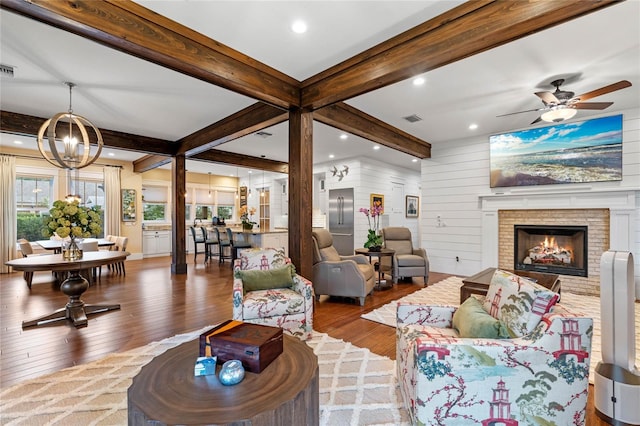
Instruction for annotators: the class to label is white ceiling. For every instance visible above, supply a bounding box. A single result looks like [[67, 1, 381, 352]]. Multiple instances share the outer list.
[[1, 1, 639, 177]]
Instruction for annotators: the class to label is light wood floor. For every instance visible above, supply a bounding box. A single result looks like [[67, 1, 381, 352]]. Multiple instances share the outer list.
[[0, 255, 606, 424]]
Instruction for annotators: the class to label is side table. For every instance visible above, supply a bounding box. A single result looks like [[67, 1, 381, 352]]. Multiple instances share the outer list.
[[128, 334, 319, 425], [354, 248, 395, 289]]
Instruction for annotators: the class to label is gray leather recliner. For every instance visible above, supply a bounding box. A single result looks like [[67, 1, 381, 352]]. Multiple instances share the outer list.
[[380, 227, 429, 285], [312, 229, 375, 306]]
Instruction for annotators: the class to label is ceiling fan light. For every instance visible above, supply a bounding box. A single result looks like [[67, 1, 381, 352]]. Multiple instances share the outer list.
[[541, 107, 577, 123]]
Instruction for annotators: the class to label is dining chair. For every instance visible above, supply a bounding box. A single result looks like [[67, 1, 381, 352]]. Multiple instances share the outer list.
[[17, 240, 37, 288], [114, 236, 128, 275], [81, 240, 100, 283]]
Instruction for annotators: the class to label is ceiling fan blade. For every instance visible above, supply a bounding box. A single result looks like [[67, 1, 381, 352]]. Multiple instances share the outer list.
[[574, 80, 632, 101], [572, 102, 613, 110], [535, 91, 559, 105], [496, 108, 542, 117], [530, 116, 543, 125]]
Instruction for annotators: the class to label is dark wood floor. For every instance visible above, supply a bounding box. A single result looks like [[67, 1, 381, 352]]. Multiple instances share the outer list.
[[0, 255, 605, 424]]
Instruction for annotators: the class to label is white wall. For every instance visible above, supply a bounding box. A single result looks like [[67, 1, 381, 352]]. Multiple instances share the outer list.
[[421, 108, 640, 291], [314, 157, 421, 249]]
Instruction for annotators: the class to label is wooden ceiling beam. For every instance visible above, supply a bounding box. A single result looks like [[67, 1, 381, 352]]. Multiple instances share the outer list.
[[0, 0, 300, 109], [133, 155, 172, 173], [1, 110, 176, 156], [314, 103, 431, 158], [190, 150, 288, 174], [301, 0, 619, 109], [178, 103, 288, 157]]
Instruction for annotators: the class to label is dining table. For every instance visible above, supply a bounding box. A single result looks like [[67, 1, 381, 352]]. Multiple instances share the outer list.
[[5, 250, 129, 328], [36, 238, 115, 254]]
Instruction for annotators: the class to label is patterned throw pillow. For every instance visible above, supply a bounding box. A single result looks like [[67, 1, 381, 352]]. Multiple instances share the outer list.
[[452, 296, 511, 339], [482, 269, 559, 337]]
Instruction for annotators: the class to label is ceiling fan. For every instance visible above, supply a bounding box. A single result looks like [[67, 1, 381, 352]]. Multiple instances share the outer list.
[[498, 78, 632, 125]]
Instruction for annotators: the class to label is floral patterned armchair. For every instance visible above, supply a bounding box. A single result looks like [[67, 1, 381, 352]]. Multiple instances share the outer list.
[[396, 270, 593, 425], [232, 247, 314, 340]]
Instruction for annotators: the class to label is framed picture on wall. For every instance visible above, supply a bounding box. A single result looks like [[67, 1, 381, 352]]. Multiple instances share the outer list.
[[406, 195, 419, 218], [370, 193, 384, 214], [122, 189, 137, 222]]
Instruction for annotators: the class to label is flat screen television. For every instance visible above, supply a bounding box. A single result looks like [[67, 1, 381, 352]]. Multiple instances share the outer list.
[[489, 114, 623, 188]]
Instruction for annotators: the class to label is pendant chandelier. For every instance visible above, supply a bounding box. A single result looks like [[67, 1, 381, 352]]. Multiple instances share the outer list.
[[37, 82, 103, 170]]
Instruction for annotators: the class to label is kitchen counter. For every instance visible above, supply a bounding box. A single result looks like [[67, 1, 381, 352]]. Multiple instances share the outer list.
[[226, 227, 288, 235]]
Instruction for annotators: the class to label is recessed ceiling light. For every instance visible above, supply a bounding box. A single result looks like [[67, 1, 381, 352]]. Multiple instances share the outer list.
[[13, 140, 22, 145], [291, 20, 307, 34], [469, 123, 478, 130], [413, 77, 425, 86], [248, 171, 253, 174], [339, 134, 348, 140], [329, 154, 335, 159], [373, 145, 380, 150], [412, 158, 418, 163], [108, 152, 115, 157]]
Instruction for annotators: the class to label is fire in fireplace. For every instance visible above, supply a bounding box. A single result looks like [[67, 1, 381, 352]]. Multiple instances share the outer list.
[[514, 225, 588, 277]]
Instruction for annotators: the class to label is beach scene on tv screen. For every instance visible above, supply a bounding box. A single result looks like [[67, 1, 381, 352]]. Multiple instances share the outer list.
[[490, 114, 623, 188]]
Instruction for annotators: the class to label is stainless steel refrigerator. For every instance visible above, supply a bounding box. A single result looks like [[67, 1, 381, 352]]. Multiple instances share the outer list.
[[328, 188, 354, 255]]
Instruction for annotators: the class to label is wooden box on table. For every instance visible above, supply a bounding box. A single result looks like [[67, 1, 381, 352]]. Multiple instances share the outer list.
[[199, 320, 283, 373]]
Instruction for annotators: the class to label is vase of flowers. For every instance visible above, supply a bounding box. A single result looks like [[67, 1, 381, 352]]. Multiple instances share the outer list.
[[359, 205, 383, 251], [42, 200, 103, 260], [239, 205, 257, 230]]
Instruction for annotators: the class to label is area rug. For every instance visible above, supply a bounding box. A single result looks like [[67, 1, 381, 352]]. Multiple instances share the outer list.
[[0, 327, 410, 426], [362, 276, 640, 384]]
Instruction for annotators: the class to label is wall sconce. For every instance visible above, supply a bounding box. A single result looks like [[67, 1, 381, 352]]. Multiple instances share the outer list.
[[330, 165, 349, 181]]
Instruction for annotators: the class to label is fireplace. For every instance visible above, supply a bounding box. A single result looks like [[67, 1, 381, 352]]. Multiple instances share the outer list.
[[514, 225, 588, 277]]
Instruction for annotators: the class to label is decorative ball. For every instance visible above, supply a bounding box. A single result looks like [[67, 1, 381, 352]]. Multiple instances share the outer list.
[[219, 360, 245, 385]]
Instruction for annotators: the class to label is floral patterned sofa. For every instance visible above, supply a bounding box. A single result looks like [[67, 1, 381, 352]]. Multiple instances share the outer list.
[[396, 269, 593, 425], [233, 247, 314, 340]]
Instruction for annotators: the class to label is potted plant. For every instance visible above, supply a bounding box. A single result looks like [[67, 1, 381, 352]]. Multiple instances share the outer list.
[[359, 205, 383, 251]]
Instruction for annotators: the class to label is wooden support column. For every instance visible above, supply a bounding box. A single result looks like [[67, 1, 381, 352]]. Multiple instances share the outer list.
[[171, 154, 187, 274], [288, 108, 314, 280]]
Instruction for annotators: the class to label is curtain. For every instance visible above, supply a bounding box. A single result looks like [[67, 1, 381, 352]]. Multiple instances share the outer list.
[[0, 155, 17, 273], [103, 166, 121, 237]]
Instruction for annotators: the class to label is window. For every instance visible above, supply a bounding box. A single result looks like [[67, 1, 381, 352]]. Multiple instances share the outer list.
[[16, 175, 54, 241], [217, 191, 235, 220], [142, 185, 168, 221], [195, 205, 213, 220], [217, 206, 233, 220], [74, 178, 105, 237]]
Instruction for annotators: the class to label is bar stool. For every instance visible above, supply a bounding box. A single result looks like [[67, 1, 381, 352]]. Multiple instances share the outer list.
[[190, 226, 206, 262], [202, 227, 219, 263], [214, 228, 232, 264], [226, 228, 252, 265]]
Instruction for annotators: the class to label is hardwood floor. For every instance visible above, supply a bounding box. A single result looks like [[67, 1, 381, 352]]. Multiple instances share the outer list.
[[0, 255, 606, 424]]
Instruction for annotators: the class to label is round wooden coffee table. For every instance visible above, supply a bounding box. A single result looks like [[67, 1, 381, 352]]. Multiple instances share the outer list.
[[128, 334, 319, 425]]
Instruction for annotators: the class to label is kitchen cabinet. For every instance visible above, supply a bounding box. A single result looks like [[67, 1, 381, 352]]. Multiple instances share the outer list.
[[143, 230, 171, 257], [247, 232, 288, 257]]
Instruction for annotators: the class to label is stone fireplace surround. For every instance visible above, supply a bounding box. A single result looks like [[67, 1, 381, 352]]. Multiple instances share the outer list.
[[481, 189, 637, 296]]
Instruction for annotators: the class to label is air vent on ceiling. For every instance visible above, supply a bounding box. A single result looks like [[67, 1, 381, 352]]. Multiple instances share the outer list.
[[255, 131, 272, 138], [403, 114, 422, 123], [0, 64, 15, 78]]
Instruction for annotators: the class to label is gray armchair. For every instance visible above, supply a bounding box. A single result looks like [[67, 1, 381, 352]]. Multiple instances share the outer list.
[[380, 227, 429, 285], [312, 229, 375, 306]]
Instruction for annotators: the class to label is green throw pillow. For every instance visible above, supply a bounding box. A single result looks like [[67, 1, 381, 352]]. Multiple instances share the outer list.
[[452, 296, 511, 339], [239, 265, 295, 292]]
